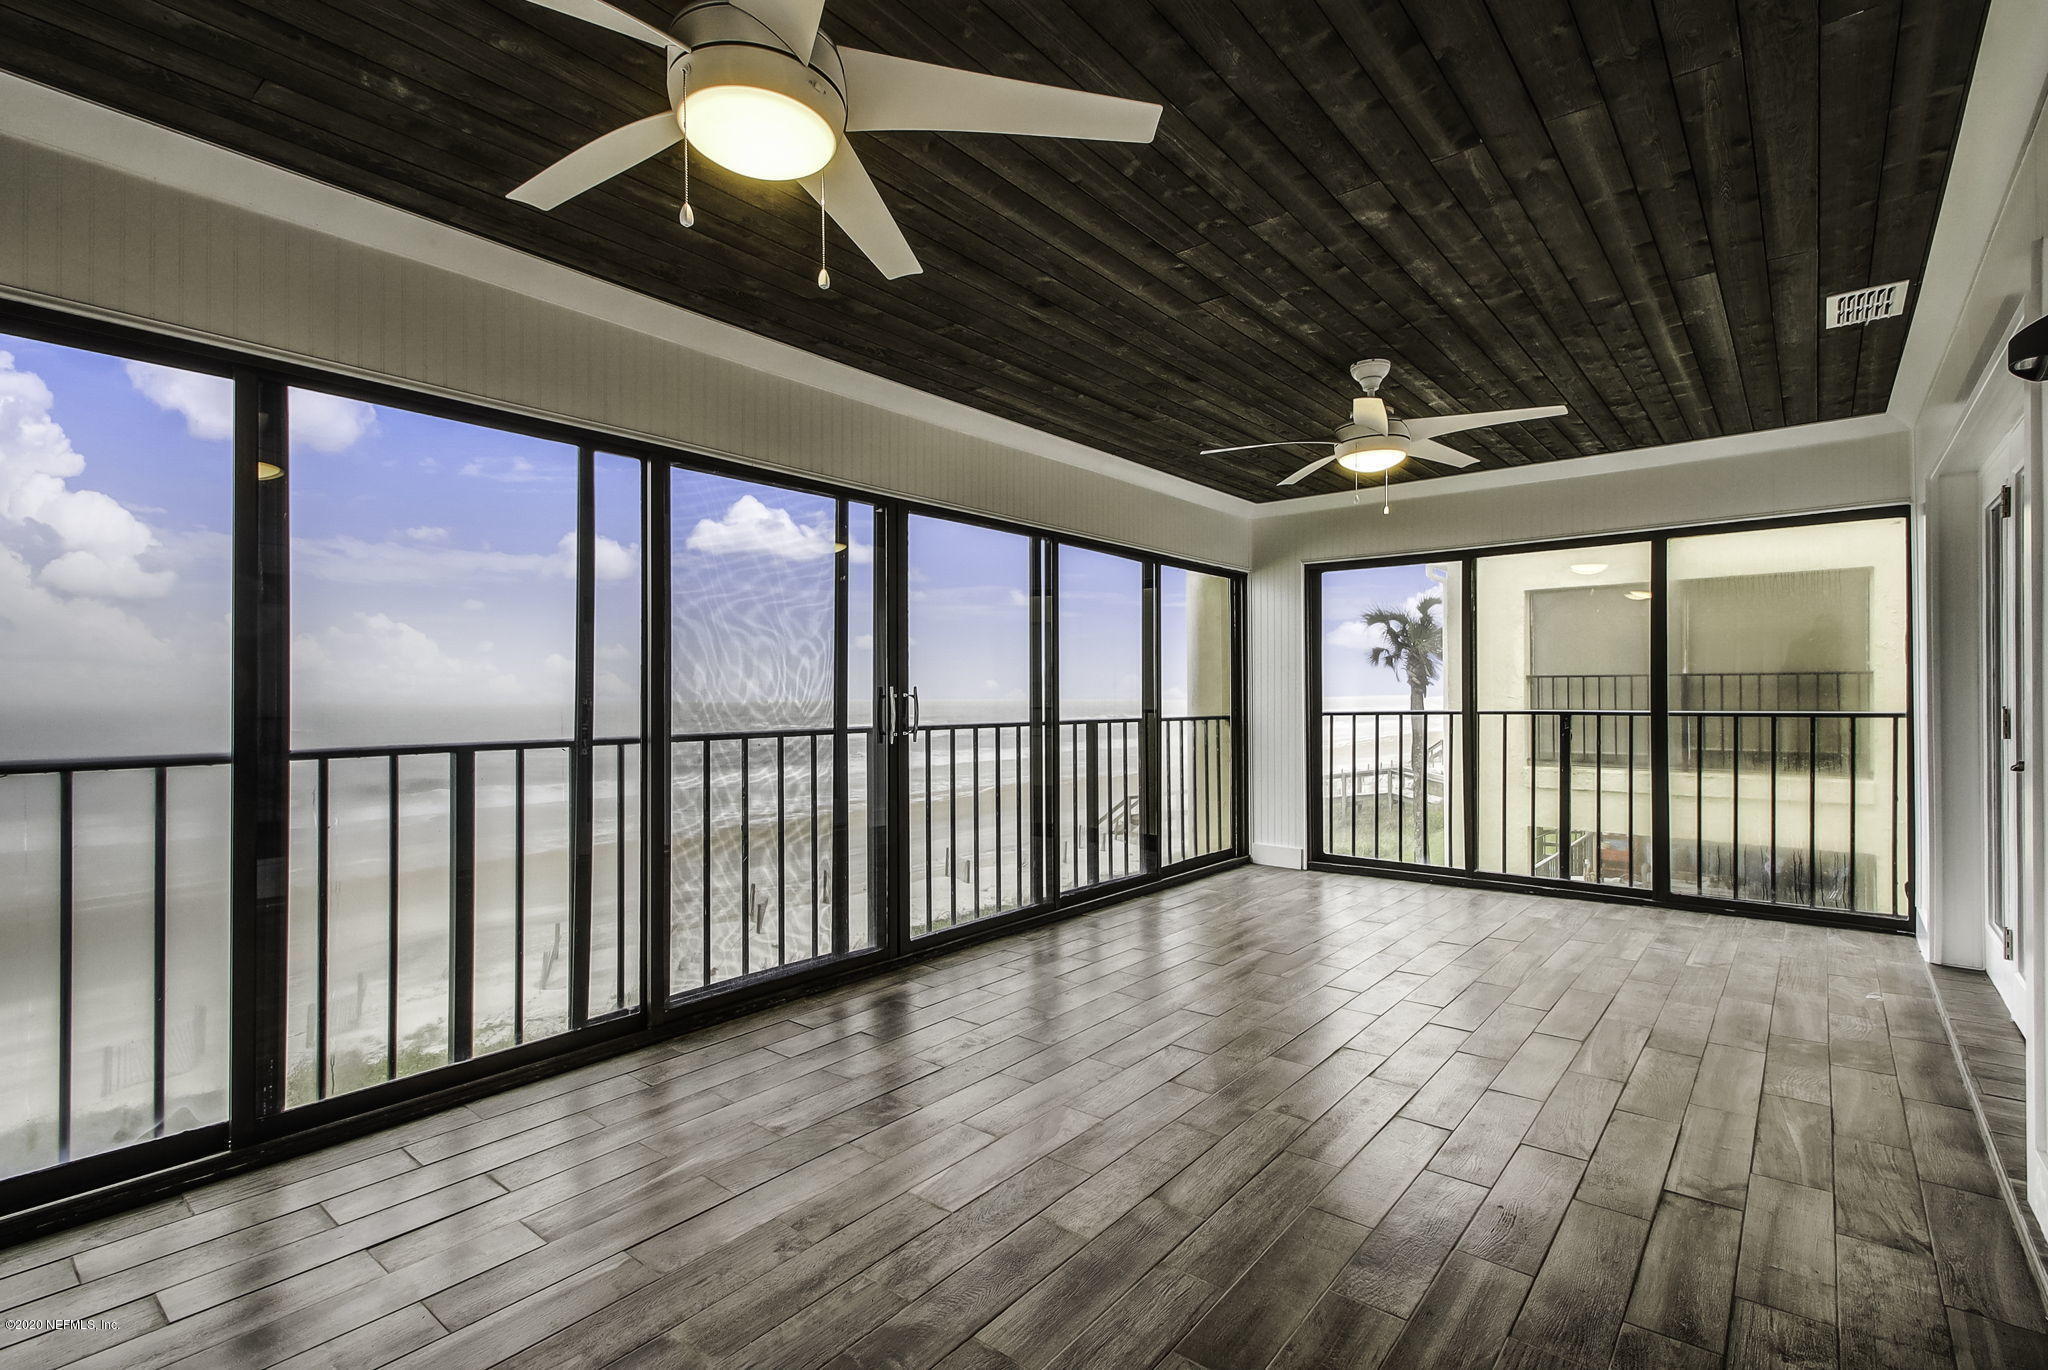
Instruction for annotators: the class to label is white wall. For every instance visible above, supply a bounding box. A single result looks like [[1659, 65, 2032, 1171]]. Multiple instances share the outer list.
[[1244, 421, 1913, 868], [1891, 0, 2048, 1239], [0, 77, 1252, 570]]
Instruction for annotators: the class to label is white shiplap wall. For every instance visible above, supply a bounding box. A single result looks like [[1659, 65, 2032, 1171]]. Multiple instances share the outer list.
[[0, 94, 1251, 568]]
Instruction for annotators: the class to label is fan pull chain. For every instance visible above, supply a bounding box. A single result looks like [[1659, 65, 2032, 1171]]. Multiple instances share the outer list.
[[1383, 467, 1391, 515], [678, 62, 695, 228], [817, 184, 831, 290]]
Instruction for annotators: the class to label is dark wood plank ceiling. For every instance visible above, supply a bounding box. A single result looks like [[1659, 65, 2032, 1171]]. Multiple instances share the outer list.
[[0, 0, 1987, 500]]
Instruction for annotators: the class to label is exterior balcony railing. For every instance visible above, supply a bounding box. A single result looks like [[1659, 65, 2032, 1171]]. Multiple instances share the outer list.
[[1320, 703, 1909, 920]]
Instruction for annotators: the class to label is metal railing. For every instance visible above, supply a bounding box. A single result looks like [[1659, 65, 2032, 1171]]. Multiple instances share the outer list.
[[1321, 711, 1460, 868], [1479, 710, 1653, 890], [1320, 705, 1910, 918], [1163, 715, 1232, 867], [1058, 717, 1142, 894], [909, 721, 1033, 937], [1529, 671, 1874, 712], [669, 726, 854, 993], [0, 753, 232, 1171], [1670, 711, 1909, 916], [284, 736, 643, 1104]]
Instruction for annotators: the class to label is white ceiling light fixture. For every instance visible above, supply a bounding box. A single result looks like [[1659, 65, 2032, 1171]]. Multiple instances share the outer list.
[[507, 0, 1163, 283], [1624, 589, 1653, 601], [1570, 563, 1609, 575], [1198, 360, 1570, 511]]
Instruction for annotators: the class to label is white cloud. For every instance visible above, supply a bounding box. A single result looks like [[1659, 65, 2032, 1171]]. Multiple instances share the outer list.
[[290, 391, 377, 452], [585, 532, 635, 582], [1, 352, 172, 600], [1326, 589, 1442, 652], [124, 362, 373, 454], [124, 361, 234, 440], [685, 495, 836, 561], [1327, 620, 1378, 652], [293, 529, 634, 584], [459, 453, 556, 484], [292, 613, 563, 716], [404, 526, 449, 543]]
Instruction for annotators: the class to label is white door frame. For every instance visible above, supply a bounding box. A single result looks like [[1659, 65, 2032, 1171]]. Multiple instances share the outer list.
[[1983, 445, 2030, 1023]]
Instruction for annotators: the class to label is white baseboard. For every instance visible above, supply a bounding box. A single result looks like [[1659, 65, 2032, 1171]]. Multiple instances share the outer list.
[[1250, 843, 1306, 870]]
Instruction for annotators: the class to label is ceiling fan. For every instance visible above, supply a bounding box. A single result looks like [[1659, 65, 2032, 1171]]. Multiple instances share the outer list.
[[506, 0, 1162, 282], [1203, 360, 1568, 487]]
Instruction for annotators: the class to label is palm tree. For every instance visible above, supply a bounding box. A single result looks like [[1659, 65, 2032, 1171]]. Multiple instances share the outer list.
[[1361, 594, 1442, 860]]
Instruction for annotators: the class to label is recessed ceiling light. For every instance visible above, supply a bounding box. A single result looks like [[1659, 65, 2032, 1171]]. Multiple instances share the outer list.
[[1624, 589, 1653, 601], [1570, 562, 1608, 575]]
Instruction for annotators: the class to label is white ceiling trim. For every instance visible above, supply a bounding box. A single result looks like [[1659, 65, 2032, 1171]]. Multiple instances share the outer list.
[[1245, 413, 1910, 519], [0, 70, 1254, 517], [1887, 0, 2048, 427]]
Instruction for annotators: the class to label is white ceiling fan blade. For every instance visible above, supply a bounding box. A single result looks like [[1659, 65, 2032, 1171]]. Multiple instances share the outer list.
[[1403, 404, 1567, 440], [508, 113, 682, 209], [838, 49, 1162, 142], [1407, 438, 1482, 469], [803, 139, 921, 279], [741, 0, 825, 57], [1279, 453, 1340, 486], [1351, 397, 1387, 434], [1198, 441, 1326, 455], [523, 0, 678, 49]]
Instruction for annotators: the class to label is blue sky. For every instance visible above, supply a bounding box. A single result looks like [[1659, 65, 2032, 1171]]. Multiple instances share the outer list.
[[1321, 562, 1454, 707], [0, 331, 1174, 757]]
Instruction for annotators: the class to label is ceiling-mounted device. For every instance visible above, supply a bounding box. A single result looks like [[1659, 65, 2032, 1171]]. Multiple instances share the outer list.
[[1200, 359, 1569, 487], [1824, 280, 1911, 329], [2009, 315, 2048, 382], [506, 0, 1162, 281]]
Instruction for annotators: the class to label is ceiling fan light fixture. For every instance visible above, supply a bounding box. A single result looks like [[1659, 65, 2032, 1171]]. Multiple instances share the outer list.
[[683, 82, 838, 180], [677, 43, 844, 182], [1570, 562, 1609, 576], [1334, 435, 1407, 474]]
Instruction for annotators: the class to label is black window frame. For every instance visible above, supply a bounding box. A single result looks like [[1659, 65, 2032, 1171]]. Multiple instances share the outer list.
[[1303, 505, 1917, 936], [0, 298, 1248, 1240]]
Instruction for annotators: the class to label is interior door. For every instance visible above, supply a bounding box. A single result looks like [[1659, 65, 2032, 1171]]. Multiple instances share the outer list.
[[1985, 476, 2028, 1021], [890, 513, 1044, 938]]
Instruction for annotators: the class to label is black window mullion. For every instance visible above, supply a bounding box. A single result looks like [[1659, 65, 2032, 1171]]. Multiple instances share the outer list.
[[1460, 555, 1480, 875], [1033, 539, 1054, 907], [568, 448, 596, 1029], [229, 373, 291, 1143], [831, 500, 850, 956], [1649, 537, 1673, 902], [1141, 561, 1162, 873], [641, 458, 673, 1019]]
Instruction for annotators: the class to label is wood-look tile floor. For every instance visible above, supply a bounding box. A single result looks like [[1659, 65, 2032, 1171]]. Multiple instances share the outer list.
[[4, 867, 2045, 1370]]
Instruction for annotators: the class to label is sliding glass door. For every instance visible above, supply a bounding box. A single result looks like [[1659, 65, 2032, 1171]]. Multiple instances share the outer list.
[[0, 331, 234, 1183], [1664, 519, 1909, 914], [0, 304, 1245, 1229], [900, 514, 1041, 936], [1472, 543, 1652, 889], [1316, 559, 1463, 867], [667, 472, 875, 992], [1160, 567, 1238, 867], [1057, 546, 1146, 893], [1310, 512, 1912, 926]]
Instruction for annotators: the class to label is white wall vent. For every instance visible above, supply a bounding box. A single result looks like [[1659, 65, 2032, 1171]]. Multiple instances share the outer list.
[[1824, 280, 1911, 328]]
